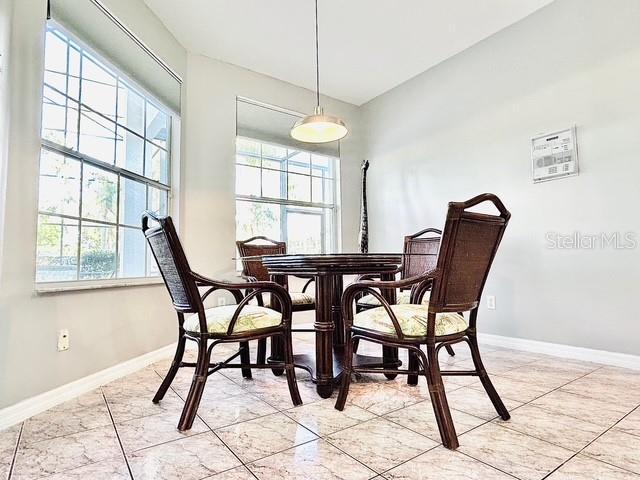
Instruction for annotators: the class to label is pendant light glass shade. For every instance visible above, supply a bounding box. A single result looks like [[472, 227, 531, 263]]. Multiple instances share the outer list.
[[291, 0, 348, 144], [291, 106, 348, 143]]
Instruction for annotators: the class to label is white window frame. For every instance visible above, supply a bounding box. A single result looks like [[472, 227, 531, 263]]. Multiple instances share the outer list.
[[235, 135, 340, 255], [35, 21, 181, 293]]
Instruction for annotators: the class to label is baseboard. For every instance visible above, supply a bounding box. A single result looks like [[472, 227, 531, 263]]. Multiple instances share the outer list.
[[2, 334, 638, 431], [478, 333, 640, 371], [0, 343, 176, 431]]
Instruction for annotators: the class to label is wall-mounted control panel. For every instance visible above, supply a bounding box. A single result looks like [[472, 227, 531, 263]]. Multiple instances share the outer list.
[[531, 126, 578, 183]]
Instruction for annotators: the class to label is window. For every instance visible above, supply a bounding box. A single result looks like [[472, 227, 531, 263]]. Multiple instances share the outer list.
[[36, 24, 172, 284], [235, 137, 338, 254]]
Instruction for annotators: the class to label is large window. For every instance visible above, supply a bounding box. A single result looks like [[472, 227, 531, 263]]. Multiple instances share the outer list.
[[36, 24, 172, 284], [235, 137, 338, 254]]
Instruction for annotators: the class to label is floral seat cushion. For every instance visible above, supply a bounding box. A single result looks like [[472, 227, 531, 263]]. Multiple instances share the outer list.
[[357, 290, 429, 307], [290, 292, 315, 306], [183, 305, 282, 334], [354, 303, 467, 338]]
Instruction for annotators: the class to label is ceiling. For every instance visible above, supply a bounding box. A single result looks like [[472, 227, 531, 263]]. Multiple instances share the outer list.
[[143, 0, 554, 106]]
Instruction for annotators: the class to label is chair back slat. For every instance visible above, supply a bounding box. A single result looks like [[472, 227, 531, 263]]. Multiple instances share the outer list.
[[402, 228, 441, 280], [430, 194, 510, 312], [236, 236, 286, 282], [142, 212, 200, 312]]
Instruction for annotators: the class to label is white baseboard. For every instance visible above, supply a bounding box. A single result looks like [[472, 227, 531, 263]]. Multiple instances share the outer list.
[[2, 334, 639, 431], [478, 333, 640, 371], [0, 343, 176, 431]]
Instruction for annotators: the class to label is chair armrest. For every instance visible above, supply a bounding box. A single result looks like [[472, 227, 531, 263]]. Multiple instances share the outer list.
[[190, 271, 293, 335], [226, 281, 293, 335], [299, 277, 315, 293]]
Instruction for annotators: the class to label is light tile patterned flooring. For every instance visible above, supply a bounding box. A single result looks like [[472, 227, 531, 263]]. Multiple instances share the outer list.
[[2, 332, 640, 480]]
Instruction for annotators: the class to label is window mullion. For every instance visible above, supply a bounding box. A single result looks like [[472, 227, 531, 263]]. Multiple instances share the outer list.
[[76, 160, 84, 281], [115, 174, 121, 278], [142, 99, 147, 178]]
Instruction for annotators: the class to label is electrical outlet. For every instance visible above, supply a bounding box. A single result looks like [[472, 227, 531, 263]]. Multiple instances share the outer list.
[[57, 329, 70, 351], [486, 295, 496, 310]]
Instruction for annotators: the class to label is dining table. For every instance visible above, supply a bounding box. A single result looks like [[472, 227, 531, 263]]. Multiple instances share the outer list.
[[258, 253, 406, 398]]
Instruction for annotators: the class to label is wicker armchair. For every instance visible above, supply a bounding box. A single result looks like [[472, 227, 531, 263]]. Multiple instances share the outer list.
[[355, 228, 454, 366], [236, 236, 315, 366], [143, 213, 301, 431], [336, 194, 512, 450]]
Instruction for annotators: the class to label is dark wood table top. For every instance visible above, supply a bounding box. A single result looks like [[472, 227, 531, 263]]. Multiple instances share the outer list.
[[260, 253, 403, 275]]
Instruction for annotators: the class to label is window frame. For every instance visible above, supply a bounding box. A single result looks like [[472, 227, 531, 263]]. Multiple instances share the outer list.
[[235, 135, 340, 255], [35, 21, 180, 293]]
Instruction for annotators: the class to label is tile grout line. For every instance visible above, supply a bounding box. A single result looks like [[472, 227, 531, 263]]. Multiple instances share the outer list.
[[220, 353, 601, 476], [6, 422, 24, 480], [457, 364, 636, 478], [168, 383, 283, 431], [391, 362, 607, 477], [459, 366, 609, 455], [101, 389, 135, 480], [195, 399, 320, 475], [154, 350, 621, 478], [541, 404, 640, 479], [9, 392, 116, 448]]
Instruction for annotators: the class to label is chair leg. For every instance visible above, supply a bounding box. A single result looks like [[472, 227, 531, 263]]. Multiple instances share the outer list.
[[353, 338, 360, 354], [240, 341, 252, 379], [178, 338, 209, 431], [270, 336, 285, 377], [153, 334, 186, 403], [257, 338, 267, 364], [335, 331, 354, 411], [407, 347, 419, 386], [468, 334, 510, 420], [423, 345, 459, 449], [283, 332, 302, 406], [445, 345, 456, 357]]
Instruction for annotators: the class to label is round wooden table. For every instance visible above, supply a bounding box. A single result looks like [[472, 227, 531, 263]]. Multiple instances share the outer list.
[[261, 253, 404, 398]]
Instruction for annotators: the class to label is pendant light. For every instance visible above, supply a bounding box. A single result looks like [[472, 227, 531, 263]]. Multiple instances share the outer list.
[[291, 0, 348, 143]]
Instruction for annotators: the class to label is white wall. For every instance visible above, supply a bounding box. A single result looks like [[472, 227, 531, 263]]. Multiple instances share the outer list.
[[362, 0, 640, 355], [0, 0, 187, 409], [181, 54, 363, 275]]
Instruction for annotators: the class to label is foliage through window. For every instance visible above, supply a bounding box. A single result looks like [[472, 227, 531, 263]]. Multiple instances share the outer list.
[[36, 24, 172, 283], [235, 137, 337, 255]]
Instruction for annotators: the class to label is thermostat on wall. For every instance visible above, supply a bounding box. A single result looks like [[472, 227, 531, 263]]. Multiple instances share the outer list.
[[531, 126, 578, 183]]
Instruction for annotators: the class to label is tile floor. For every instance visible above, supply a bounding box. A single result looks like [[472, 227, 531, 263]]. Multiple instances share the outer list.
[[2, 333, 639, 480]]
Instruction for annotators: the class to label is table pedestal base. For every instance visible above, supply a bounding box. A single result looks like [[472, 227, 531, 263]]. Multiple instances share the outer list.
[[270, 347, 402, 398]]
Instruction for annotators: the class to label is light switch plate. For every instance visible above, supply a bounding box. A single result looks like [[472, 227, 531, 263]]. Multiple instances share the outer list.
[[486, 296, 496, 310]]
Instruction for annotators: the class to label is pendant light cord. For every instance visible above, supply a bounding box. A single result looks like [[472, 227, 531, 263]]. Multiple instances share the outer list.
[[315, 0, 320, 108]]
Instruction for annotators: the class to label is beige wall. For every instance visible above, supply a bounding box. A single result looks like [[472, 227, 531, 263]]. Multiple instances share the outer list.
[[361, 0, 640, 355], [0, 0, 186, 409], [181, 54, 363, 276]]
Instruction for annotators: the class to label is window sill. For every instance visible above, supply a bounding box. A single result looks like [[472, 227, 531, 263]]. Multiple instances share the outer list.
[[35, 277, 164, 295]]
